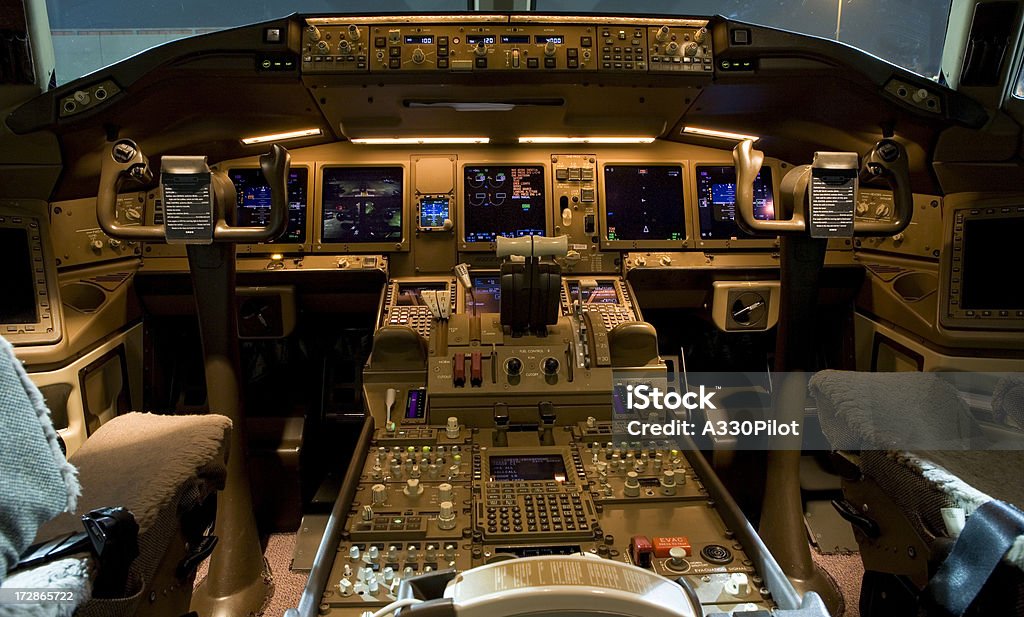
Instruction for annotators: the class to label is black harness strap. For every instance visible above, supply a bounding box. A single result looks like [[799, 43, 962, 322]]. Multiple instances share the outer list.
[[925, 499, 1024, 616]]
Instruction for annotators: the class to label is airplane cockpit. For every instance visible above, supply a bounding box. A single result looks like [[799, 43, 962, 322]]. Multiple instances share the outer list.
[[1, 2, 1023, 617]]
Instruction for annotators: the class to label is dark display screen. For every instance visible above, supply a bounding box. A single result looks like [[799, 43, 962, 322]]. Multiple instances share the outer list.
[[962, 217, 1024, 310], [566, 280, 619, 305], [467, 35, 495, 45], [469, 276, 501, 313], [405, 35, 433, 44], [696, 166, 775, 239], [321, 167, 403, 243], [535, 35, 564, 44], [0, 228, 38, 324], [395, 283, 448, 307], [463, 165, 546, 243], [604, 165, 685, 241], [230, 167, 308, 243], [501, 35, 530, 44], [489, 454, 568, 482]]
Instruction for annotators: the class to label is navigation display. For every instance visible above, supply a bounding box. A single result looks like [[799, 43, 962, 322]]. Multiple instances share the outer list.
[[961, 217, 1024, 310], [489, 454, 568, 482], [230, 167, 308, 243], [696, 166, 774, 239], [0, 228, 38, 324], [321, 167, 403, 243], [470, 276, 501, 313], [463, 165, 546, 243], [604, 165, 685, 241], [566, 280, 619, 305]]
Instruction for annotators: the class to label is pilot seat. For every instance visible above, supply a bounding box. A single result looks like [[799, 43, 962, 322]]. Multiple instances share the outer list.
[[810, 370, 1024, 617], [0, 335, 231, 617]]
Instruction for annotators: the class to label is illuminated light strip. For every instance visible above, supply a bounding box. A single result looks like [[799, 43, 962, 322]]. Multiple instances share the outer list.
[[518, 136, 657, 144], [241, 128, 323, 145], [681, 126, 760, 142], [349, 137, 491, 145]]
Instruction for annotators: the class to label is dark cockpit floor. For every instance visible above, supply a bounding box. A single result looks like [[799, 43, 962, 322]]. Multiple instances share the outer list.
[[194, 533, 308, 617], [812, 546, 864, 617]]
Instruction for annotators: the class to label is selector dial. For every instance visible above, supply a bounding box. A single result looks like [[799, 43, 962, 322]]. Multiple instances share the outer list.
[[544, 40, 557, 57], [694, 27, 708, 43], [347, 24, 361, 41], [665, 41, 680, 55], [684, 42, 699, 56], [307, 25, 322, 41], [316, 40, 331, 53], [475, 42, 488, 57], [730, 291, 767, 327], [505, 357, 523, 376], [412, 48, 425, 64], [656, 25, 671, 42]]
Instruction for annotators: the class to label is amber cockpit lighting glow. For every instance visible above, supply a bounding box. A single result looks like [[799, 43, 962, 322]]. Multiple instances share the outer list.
[[241, 128, 323, 145], [681, 127, 760, 142]]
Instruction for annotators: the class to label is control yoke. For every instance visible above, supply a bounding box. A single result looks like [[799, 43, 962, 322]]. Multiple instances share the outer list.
[[731, 138, 913, 237], [96, 138, 291, 243]]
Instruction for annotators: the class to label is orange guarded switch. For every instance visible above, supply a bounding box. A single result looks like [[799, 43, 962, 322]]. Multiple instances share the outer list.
[[652, 536, 691, 558]]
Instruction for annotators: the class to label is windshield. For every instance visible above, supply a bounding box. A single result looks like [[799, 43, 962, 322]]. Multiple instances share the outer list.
[[46, 0, 952, 84]]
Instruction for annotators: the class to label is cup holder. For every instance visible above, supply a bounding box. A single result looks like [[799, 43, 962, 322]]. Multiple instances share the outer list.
[[61, 282, 107, 313], [892, 271, 937, 302]]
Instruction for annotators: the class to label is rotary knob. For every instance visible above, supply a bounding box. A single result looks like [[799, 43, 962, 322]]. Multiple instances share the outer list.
[[446, 416, 460, 438], [307, 25, 322, 41], [660, 470, 677, 496], [665, 41, 680, 56], [656, 25, 671, 43], [316, 40, 330, 54], [624, 471, 641, 497], [544, 40, 557, 57], [337, 39, 351, 54], [684, 42, 698, 56], [371, 483, 387, 505], [412, 48, 425, 64], [438, 501, 457, 530], [438, 483, 454, 502], [694, 27, 708, 43], [475, 41, 488, 57], [404, 479, 423, 497], [347, 24, 361, 41], [361, 505, 374, 521]]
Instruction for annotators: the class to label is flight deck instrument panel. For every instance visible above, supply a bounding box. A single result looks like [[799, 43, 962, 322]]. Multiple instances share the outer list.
[[696, 166, 775, 240], [230, 167, 309, 244], [603, 165, 686, 248], [301, 19, 713, 75], [0, 208, 61, 346], [462, 165, 547, 245], [320, 166, 404, 247]]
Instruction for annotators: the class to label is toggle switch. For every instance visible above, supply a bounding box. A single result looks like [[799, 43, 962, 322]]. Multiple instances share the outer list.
[[453, 353, 466, 387], [470, 352, 483, 386]]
